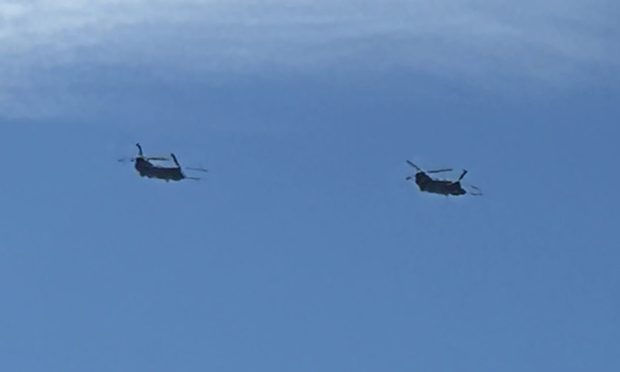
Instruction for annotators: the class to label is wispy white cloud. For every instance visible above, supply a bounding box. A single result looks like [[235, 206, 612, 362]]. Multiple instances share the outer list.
[[1, 0, 618, 117]]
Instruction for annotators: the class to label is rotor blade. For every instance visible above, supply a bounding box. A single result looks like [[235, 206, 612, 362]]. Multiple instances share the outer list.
[[170, 153, 181, 168], [184, 176, 201, 181], [406, 160, 422, 171], [468, 185, 483, 196], [426, 168, 453, 174], [457, 169, 468, 181], [185, 167, 208, 173], [119, 155, 170, 162], [145, 156, 170, 161]]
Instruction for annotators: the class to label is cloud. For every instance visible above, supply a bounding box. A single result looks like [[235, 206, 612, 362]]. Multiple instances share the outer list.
[[1, 0, 618, 117]]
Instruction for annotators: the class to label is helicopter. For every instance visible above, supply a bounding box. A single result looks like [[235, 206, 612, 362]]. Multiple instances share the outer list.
[[119, 143, 208, 182], [406, 160, 482, 196]]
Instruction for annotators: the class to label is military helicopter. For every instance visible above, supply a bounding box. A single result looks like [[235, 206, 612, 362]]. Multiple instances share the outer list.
[[119, 143, 208, 182], [406, 160, 482, 196]]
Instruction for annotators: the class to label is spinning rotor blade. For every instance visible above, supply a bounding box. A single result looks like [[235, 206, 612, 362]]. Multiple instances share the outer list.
[[145, 156, 170, 161], [185, 167, 208, 173], [456, 169, 468, 181], [426, 168, 453, 174], [468, 185, 483, 195], [406, 160, 422, 171], [406, 160, 452, 174], [133, 144, 170, 161], [118, 156, 170, 163], [170, 153, 181, 168]]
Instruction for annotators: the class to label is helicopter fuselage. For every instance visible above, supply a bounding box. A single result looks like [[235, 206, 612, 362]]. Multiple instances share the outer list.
[[415, 172, 466, 196], [135, 158, 184, 181]]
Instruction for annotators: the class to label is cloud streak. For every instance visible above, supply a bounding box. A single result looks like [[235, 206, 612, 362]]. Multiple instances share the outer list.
[[1, 0, 618, 117]]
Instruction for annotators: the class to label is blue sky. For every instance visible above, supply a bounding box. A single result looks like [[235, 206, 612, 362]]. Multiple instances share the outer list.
[[1, 1, 619, 371]]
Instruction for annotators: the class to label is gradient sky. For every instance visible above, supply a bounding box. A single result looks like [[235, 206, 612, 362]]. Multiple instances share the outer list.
[[1, 1, 619, 371]]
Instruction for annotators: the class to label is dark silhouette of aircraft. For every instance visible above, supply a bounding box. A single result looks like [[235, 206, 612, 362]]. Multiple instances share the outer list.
[[406, 160, 481, 196], [120, 143, 207, 182]]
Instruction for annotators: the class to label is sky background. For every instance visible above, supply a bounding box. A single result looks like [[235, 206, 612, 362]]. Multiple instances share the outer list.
[[1, 1, 619, 371]]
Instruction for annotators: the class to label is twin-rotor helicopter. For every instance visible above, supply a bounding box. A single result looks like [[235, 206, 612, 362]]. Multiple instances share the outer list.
[[119, 143, 208, 182], [405, 160, 482, 196]]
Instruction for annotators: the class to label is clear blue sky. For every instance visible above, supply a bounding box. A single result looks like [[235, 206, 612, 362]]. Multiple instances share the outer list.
[[1, 1, 619, 371]]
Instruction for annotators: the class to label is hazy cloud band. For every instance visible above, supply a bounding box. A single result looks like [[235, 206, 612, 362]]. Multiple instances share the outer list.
[[1, 0, 618, 116]]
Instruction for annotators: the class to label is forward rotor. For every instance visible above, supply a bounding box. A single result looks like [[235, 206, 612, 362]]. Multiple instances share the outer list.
[[117, 155, 171, 163], [406, 160, 453, 174]]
